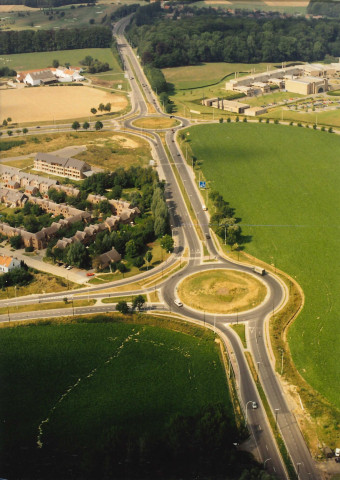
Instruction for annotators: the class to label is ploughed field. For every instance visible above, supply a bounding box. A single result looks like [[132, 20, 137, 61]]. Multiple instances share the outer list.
[[0, 317, 234, 478], [185, 122, 340, 411]]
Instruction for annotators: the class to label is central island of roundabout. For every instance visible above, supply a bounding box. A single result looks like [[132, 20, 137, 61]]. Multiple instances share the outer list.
[[177, 269, 267, 314]]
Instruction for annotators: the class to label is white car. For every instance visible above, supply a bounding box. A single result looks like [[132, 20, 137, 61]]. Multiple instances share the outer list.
[[174, 299, 183, 307]]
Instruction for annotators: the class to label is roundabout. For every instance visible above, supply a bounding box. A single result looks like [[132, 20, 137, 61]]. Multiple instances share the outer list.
[[176, 269, 267, 314]]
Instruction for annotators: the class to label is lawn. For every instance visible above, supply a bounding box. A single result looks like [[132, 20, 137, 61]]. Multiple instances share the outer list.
[[132, 116, 179, 129], [0, 315, 232, 478], [184, 122, 340, 412], [265, 106, 340, 128], [177, 269, 266, 314], [193, 0, 308, 14]]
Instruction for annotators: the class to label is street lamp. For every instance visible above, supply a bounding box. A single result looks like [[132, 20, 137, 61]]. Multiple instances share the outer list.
[[279, 348, 284, 375], [264, 458, 271, 469], [275, 408, 280, 429], [297, 462, 302, 478]]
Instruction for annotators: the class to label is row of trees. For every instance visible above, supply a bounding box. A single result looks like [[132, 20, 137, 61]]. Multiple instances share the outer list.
[[127, 8, 340, 66], [0, 26, 111, 54], [209, 190, 242, 246], [80, 55, 110, 73], [308, 0, 340, 18]]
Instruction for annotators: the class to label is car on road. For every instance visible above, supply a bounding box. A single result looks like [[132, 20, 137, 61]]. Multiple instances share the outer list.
[[205, 234, 211, 239], [86, 272, 95, 277], [63, 264, 69, 268], [66, 266, 72, 270], [174, 299, 183, 307], [252, 401, 258, 409]]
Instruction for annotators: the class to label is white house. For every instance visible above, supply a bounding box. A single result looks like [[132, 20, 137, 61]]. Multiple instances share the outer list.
[[0, 255, 21, 273], [24, 70, 56, 86]]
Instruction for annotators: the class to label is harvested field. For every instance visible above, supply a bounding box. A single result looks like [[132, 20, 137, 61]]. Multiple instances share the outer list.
[[0, 4, 36, 11], [0, 86, 128, 123]]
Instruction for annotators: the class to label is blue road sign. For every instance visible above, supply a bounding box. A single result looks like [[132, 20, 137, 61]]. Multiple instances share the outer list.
[[199, 181, 206, 189]]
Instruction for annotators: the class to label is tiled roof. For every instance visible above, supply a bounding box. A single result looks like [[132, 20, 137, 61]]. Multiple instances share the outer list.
[[0, 255, 13, 268]]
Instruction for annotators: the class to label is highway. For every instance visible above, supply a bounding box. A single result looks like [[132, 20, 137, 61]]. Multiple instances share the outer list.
[[1, 14, 321, 480]]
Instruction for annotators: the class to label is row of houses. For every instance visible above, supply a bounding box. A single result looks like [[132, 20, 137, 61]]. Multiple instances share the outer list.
[[225, 62, 340, 96], [0, 210, 91, 250], [0, 165, 81, 198], [87, 194, 140, 222], [16, 66, 85, 86], [55, 215, 121, 250]]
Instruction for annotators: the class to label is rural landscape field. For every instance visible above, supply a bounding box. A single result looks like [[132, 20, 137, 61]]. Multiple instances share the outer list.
[[185, 122, 340, 412], [0, 316, 240, 478]]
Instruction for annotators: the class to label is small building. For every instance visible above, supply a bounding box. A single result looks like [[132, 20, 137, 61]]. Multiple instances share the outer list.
[[245, 106, 268, 116], [0, 255, 21, 273], [219, 100, 250, 114], [97, 248, 121, 270], [202, 98, 219, 107]]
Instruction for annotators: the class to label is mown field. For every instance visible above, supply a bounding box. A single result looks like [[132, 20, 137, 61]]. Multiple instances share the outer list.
[[193, 1, 308, 14], [185, 123, 340, 412], [0, 316, 233, 478]]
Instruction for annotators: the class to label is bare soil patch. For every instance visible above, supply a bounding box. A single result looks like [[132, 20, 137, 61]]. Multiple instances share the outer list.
[[0, 86, 128, 123], [264, 0, 308, 5], [178, 269, 267, 314], [0, 4, 37, 11]]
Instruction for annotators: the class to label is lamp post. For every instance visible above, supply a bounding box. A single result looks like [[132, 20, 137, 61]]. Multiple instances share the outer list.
[[275, 408, 280, 429], [264, 458, 271, 469], [297, 462, 302, 479], [279, 348, 284, 375]]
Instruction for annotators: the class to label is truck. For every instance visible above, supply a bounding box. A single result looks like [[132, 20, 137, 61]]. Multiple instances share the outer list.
[[202, 204, 207, 211], [253, 266, 265, 276]]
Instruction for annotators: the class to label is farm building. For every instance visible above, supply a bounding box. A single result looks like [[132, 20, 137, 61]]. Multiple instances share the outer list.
[[0, 255, 21, 273], [34, 153, 92, 180], [24, 70, 57, 86]]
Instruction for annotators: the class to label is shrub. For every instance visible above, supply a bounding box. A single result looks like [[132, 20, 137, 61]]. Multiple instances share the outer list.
[[321, 126, 325, 131], [265, 118, 270, 123], [328, 127, 333, 133], [242, 117, 247, 122], [219, 118, 223, 123]]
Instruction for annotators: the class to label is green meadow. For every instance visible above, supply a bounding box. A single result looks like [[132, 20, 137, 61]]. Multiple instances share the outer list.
[[185, 123, 340, 411], [0, 48, 120, 72], [0, 316, 233, 478]]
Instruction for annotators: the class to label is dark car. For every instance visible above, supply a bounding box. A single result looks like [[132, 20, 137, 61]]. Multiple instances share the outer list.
[[205, 234, 211, 239]]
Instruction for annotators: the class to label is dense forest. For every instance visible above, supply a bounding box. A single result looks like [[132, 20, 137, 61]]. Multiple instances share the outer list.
[[0, 26, 111, 54], [0, 0, 95, 7], [307, 0, 340, 18], [127, 5, 340, 67]]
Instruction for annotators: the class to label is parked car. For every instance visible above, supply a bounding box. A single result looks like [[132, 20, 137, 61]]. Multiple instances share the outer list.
[[252, 401, 258, 409], [66, 266, 72, 270], [86, 272, 95, 277]]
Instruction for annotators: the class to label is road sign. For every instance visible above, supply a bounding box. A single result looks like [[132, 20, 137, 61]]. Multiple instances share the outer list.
[[199, 181, 206, 189]]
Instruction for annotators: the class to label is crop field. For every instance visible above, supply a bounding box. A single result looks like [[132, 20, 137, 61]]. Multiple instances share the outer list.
[[0, 4, 115, 31], [185, 123, 340, 411], [0, 316, 232, 477], [0, 86, 127, 123], [0, 48, 117, 72]]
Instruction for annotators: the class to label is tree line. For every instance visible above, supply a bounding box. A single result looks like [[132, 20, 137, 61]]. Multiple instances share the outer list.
[[126, 7, 340, 66], [0, 26, 111, 54]]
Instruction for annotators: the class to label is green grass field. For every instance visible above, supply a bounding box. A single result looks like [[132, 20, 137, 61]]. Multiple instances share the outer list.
[[163, 61, 281, 90], [0, 48, 119, 72], [0, 316, 232, 477], [185, 123, 340, 411]]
